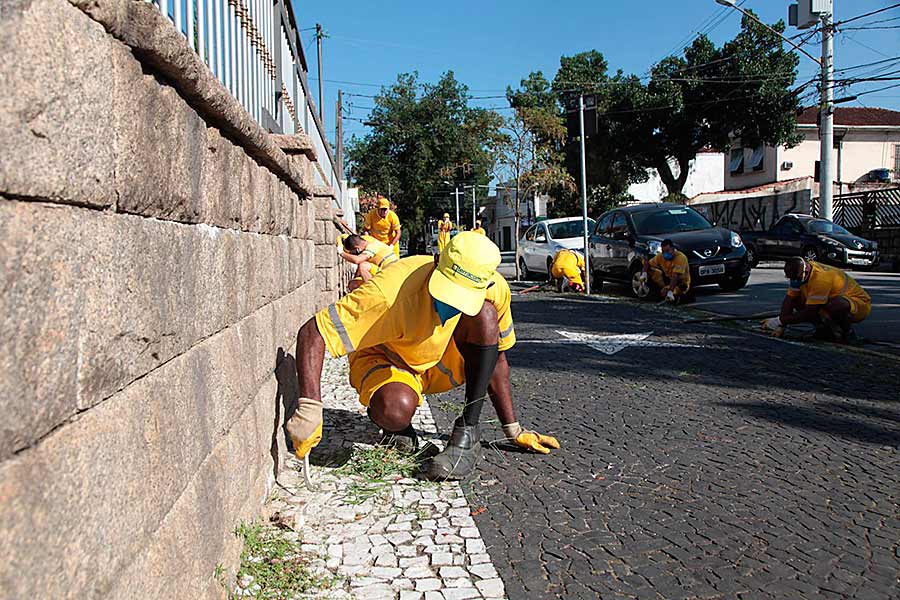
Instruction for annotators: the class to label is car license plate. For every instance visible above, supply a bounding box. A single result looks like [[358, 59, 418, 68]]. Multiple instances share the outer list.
[[849, 258, 869, 265], [699, 264, 725, 276]]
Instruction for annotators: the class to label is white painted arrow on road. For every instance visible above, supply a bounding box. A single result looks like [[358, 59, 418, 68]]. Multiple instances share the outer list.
[[517, 330, 700, 355]]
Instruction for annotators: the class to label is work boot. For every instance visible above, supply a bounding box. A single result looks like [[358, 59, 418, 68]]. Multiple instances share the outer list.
[[378, 424, 418, 454], [841, 326, 860, 346], [425, 421, 481, 480]]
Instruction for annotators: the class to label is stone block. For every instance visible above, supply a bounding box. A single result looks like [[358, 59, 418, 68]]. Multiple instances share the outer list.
[[316, 243, 337, 269], [315, 197, 334, 221], [113, 43, 206, 223], [0, 0, 117, 208], [0, 201, 306, 458], [204, 127, 245, 230], [0, 284, 311, 598]]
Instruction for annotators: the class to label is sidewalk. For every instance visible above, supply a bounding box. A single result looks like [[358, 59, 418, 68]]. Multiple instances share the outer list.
[[251, 357, 507, 600]]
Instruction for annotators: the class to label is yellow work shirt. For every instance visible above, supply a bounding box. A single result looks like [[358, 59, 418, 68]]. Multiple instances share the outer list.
[[364, 209, 401, 246], [472, 227, 486, 236], [360, 235, 398, 268], [787, 262, 870, 307], [649, 250, 691, 288], [551, 249, 585, 285], [315, 256, 515, 372]]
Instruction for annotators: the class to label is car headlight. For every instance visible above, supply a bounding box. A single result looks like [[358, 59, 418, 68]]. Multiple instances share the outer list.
[[730, 231, 743, 248], [648, 240, 661, 255], [820, 236, 842, 247]]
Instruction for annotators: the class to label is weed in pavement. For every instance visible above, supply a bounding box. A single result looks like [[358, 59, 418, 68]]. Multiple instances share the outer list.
[[333, 445, 433, 505], [231, 521, 334, 599]]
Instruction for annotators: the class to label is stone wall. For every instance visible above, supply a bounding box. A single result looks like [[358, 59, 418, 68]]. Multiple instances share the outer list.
[[0, 0, 344, 597]]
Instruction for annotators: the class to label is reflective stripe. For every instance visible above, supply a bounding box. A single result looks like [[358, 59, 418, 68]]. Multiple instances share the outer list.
[[807, 294, 829, 302], [360, 363, 393, 386], [435, 361, 461, 388], [378, 344, 415, 372], [378, 254, 398, 267], [328, 304, 355, 353], [500, 322, 515, 339], [838, 272, 850, 296]]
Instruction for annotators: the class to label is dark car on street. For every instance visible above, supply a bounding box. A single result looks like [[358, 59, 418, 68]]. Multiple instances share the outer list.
[[741, 214, 878, 270], [589, 203, 751, 297]]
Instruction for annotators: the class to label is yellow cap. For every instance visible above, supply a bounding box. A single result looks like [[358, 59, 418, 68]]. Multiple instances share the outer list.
[[337, 233, 349, 247], [377, 198, 391, 209], [428, 232, 501, 316], [476, 220, 482, 227], [443, 213, 450, 219]]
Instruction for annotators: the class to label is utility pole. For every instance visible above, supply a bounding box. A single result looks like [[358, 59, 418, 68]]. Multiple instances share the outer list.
[[336, 89, 343, 180], [472, 186, 477, 229], [316, 23, 324, 123], [819, 10, 835, 220], [578, 94, 591, 295], [453, 187, 462, 228]]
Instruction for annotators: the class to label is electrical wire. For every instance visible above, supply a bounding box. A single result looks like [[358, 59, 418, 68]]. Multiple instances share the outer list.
[[834, 3, 900, 27]]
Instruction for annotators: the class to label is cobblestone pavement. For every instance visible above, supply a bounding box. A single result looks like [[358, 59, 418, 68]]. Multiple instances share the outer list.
[[260, 356, 507, 600], [431, 294, 900, 599]]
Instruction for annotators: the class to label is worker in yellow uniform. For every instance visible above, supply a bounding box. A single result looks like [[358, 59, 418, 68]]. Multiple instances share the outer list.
[[641, 239, 691, 303], [472, 220, 486, 236], [287, 233, 560, 480], [437, 213, 453, 254], [363, 197, 402, 257], [338, 233, 399, 292], [550, 249, 586, 293], [763, 256, 871, 343]]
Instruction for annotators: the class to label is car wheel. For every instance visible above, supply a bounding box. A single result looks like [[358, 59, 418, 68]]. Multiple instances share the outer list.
[[745, 244, 759, 267], [802, 246, 820, 262], [591, 270, 603, 294], [631, 267, 652, 299], [546, 257, 554, 281], [518, 257, 531, 281], [719, 274, 750, 292]]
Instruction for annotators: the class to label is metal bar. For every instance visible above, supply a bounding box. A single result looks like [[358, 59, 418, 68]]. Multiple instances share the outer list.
[[223, 0, 231, 93], [205, 0, 213, 69], [174, 0, 182, 34], [197, 0, 205, 62], [186, 0, 195, 50], [578, 94, 591, 295], [160, 0, 170, 22]]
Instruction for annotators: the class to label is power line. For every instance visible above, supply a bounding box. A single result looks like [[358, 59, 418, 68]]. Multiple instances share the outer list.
[[834, 3, 900, 27], [854, 82, 900, 97]]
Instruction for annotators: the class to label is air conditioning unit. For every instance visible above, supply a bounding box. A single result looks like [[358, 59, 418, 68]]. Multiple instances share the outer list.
[[788, 1, 830, 29], [781, 161, 794, 171]]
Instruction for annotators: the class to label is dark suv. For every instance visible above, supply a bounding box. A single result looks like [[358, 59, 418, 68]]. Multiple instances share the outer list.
[[588, 203, 751, 297]]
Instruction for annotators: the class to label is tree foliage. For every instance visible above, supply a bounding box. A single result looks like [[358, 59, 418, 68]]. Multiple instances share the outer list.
[[346, 72, 502, 240]]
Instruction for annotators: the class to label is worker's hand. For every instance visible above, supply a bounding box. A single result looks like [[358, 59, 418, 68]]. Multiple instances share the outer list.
[[286, 397, 324, 459], [639, 271, 648, 283], [502, 422, 560, 454], [666, 290, 676, 303], [761, 317, 785, 337]]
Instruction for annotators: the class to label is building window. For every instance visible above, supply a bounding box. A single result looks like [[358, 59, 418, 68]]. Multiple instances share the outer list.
[[729, 148, 744, 174], [748, 146, 765, 172]]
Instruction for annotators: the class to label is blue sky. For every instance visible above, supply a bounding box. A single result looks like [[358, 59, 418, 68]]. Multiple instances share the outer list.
[[289, 1, 900, 145]]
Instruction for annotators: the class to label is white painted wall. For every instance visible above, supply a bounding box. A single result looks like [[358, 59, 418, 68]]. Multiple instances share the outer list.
[[628, 152, 725, 202]]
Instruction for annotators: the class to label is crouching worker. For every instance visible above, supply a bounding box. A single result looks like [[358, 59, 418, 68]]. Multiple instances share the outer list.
[[338, 233, 398, 292], [641, 239, 691, 303], [287, 232, 560, 480], [762, 257, 871, 343], [550, 249, 586, 293]]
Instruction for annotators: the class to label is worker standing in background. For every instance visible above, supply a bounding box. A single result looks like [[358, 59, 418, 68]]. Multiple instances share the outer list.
[[363, 197, 402, 257], [641, 239, 692, 304], [437, 213, 453, 254], [338, 233, 398, 292], [763, 257, 871, 343], [550, 249, 586, 293], [472, 220, 486, 236], [287, 233, 560, 480]]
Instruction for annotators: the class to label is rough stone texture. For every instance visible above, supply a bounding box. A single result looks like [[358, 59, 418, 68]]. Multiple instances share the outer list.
[[0, 200, 317, 459], [0, 0, 117, 207]]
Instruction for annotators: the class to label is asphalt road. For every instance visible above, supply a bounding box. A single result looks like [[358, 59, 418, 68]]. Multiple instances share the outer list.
[[430, 293, 900, 599]]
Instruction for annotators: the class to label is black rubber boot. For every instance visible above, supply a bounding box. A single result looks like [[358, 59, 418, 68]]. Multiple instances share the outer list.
[[377, 424, 419, 453], [425, 421, 481, 480]]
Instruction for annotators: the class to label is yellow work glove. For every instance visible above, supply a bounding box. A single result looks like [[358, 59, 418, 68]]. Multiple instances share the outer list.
[[285, 397, 323, 458], [502, 422, 560, 455]]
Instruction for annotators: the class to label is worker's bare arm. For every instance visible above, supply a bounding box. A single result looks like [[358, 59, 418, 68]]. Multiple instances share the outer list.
[[487, 351, 516, 426], [296, 317, 326, 401], [339, 251, 368, 265]]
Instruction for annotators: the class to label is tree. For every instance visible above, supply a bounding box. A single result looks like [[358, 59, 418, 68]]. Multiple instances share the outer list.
[[607, 12, 801, 197], [346, 72, 502, 245]]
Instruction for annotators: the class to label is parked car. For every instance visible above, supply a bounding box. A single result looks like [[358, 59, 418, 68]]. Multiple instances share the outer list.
[[862, 168, 891, 183], [516, 217, 595, 279], [589, 203, 750, 297], [742, 214, 878, 269]]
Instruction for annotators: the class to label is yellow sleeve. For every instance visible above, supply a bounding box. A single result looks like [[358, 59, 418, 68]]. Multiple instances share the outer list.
[[648, 255, 661, 268], [672, 255, 688, 275], [314, 282, 396, 357], [486, 274, 516, 351], [786, 286, 801, 297], [803, 277, 831, 305], [390, 212, 401, 232], [577, 254, 585, 270]]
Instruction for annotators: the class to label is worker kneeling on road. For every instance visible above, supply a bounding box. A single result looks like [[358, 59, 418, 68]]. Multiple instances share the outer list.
[[763, 257, 871, 343], [338, 233, 399, 292], [288, 232, 560, 480], [550, 248, 586, 293], [641, 239, 691, 304]]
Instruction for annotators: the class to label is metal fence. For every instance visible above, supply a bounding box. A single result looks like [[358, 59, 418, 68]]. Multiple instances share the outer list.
[[150, 0, 341, 203], [830, 187, 900, 230]]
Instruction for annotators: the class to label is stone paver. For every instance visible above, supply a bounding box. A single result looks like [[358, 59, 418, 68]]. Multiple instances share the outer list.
[[432, 294, 900, 599], [259, 356, 508, 599]]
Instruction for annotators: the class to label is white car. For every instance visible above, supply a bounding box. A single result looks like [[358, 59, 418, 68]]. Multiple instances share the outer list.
[[516, 217, 595, 279]]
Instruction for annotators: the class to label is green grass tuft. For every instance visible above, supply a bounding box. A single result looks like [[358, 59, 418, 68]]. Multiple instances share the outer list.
[[333, 446, 422, 505]]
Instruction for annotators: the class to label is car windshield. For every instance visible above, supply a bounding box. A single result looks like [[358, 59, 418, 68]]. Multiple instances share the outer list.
[[548, 219, 595, 239], [632, 208, 711, 235], [806, 220, 851, 235]]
